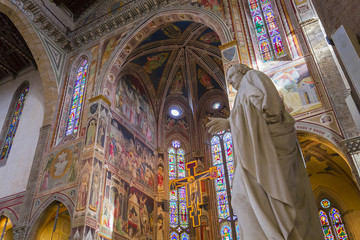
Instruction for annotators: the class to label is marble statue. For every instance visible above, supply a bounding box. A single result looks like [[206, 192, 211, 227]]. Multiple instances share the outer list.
[[206, 64, 322, 240]]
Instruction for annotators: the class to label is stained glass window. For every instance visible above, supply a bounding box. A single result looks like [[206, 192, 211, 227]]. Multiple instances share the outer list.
[[247, 0, 286, 62], [66, 59, 88, 136], [211, 132, 240, 239], [319, 199, 348, 240], [1, 84, 29, 160], [169, 142, 188, 237]]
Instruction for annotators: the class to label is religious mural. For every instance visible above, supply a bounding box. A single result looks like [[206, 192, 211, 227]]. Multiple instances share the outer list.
[[76, 159, 92, 211], [197, 28, 221, 47], [89, 158, 103, 213], [190, 0, 224, 16], [115, 75, 155, 143], [269, 62, 322, 115], [108, 118, 155, 190], [170, 69, 184, 94], [166, 116, 188, 131], [140, 21, 193, 46], [100, 170, 154, 239], [132, 52, 170, 90], [39, 143, 81, 193], [97, 105, 108, 149]]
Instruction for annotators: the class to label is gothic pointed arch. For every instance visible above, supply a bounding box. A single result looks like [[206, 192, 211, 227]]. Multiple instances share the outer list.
[[96, 6, 234, 97], [0, 2, 58, 126]]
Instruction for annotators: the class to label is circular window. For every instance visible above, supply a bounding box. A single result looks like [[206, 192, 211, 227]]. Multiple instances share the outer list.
[[172, 140, 181, 148], [212, 102, 221, 110], [169, 106, 182, 118], [320, 199, 331, 209]]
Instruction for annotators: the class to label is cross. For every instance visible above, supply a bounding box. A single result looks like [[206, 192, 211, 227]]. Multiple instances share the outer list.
[[169, 161, 218, 227]]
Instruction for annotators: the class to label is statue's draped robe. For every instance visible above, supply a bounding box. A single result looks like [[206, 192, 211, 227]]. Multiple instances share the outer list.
[[229, 70, 322, 240]]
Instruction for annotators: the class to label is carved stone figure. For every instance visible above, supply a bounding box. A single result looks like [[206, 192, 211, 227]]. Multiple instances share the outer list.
[[207, 64, 322, 240]]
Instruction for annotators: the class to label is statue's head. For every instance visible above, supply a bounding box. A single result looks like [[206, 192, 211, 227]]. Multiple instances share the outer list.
[[227, 64, 251, 90]]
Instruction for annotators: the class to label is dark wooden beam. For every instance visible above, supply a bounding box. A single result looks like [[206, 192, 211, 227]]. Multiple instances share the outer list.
[[0, 32, 36, 67], [0, 60, 16, 78]]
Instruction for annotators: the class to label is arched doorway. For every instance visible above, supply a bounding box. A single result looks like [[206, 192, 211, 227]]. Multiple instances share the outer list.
[[28, 201, 71, 240], [298, 131, 360, 238], [0, 216, 13, 240]]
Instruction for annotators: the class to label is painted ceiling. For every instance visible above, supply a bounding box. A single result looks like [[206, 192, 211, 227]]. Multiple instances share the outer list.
[[123, 21, 226, 105]]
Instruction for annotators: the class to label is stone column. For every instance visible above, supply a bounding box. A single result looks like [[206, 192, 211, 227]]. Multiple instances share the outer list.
[[343, 137, 360, 190], [71, 95, 111, 239]]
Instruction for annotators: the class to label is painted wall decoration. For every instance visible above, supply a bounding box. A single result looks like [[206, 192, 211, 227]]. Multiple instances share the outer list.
[[85, 118, 97, 146], [100, 171, 154, 239], [132, 52, 170, 90], [140, 21, 193, 46], [170, 70, 184, 94], [39, 143, 81, 194], [269, 62, 322, 115], [76, 159, 92, 211], [115, 75, 155, 142], [191, 0, 224, 16], [157, 154, 164, 192], [89, 158, 103, 213], [108, 118, 155, 190], [197, 28, 221, 47], [166, 116, 188, 131], [196, 65, 222, 100], [97, 105, 109, 149]]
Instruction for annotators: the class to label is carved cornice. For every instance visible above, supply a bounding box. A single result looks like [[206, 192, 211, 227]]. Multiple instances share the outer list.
[[88, 94, 111, 106], [9, 0, 193, 52], [218, 40, 237, 51], [343, 137, 360, 153]]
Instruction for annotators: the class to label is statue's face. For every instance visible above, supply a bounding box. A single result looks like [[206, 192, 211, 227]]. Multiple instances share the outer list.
[[227, 67, 244, 90]]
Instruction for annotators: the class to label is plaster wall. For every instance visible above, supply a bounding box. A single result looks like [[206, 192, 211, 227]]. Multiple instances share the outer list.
[[0, 70, 44, 198]]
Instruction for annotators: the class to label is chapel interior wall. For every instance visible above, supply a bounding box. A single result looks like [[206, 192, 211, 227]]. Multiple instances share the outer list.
[[0, 69, 44, 199]]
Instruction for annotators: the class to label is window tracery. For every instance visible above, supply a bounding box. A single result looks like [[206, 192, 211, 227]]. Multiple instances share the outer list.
[[169, 141, 189, 239], [65, 59, 88, 136], [247, 0, 286, 62], [211, 132, 240, 239], [318, 199, 348, 240], [0, 83, 29, 160]]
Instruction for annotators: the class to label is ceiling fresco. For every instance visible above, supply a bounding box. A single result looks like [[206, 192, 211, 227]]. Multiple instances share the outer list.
[[123, 21, 225, 106]]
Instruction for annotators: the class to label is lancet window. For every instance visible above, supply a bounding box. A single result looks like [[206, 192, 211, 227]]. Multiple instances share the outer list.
[[65, 59, 88, 136], [210, 132, 240, 239], [0, 83, 29, 160], [318, 199, 348, 240], [247, 0, 286, 62], [169, 140, 189, 240]]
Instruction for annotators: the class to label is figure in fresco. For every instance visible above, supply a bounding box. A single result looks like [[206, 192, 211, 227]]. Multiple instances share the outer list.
[[40, 154, 54, 191], [115, 76, 155, 142], [199, 31, 220, 44], [89, 172, 100, 211], [170, 71, 184, 94], [77, 172, 90, 211], [143, 52, 169, 74], [157, 218, 164, 240], [85, 119, 96, 146], [97, 117, 106, 148], [157, 165, 164, 192], [67, 156, 77, 182], [162, 24, 182, 39], [54, 151, 69, 177], [198, 68, 213, 89]]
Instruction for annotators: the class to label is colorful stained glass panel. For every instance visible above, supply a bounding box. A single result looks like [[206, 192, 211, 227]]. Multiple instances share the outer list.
[[321, 199, 331, 209], [180, 233, 189, 240], [221, 225, 233, 240], [172, 140, 181, 148], [66, 60, 88, 135], [1, 86, 29, 160], [171, 232, 179, 240]]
